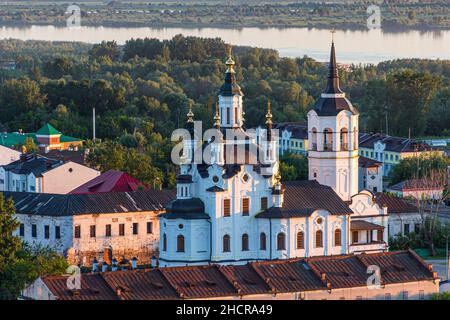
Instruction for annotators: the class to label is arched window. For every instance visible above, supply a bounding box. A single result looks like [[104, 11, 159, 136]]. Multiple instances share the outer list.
[[296, 231, 304, 249], [315, 230, 323, 248], [176, 235, 185, 252], [260, 232, 266, 250], [340, 128, 348, 150], [162, 233, 167, 251], [223, 234, 231, 252], [242, 233, 249, 251], [323, 128, 333, 151], [353, 127, 358, 150], [334, 229, 342, 246], [311, 128, 317, 150], [277, 232, 286, 251]]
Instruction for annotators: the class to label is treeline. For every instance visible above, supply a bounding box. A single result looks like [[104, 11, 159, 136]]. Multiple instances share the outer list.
[[0, 36, 449, 187]]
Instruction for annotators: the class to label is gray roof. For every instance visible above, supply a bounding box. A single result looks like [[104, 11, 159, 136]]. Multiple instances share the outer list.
[[2, 154, 61, 176], [3, 189, 175, 216]]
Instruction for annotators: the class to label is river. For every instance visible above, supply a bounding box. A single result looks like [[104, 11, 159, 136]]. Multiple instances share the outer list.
[[1, 25, 449, 64]]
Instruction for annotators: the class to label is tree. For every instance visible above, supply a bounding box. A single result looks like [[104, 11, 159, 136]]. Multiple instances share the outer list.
[[89, 41, 120, 62], [279, 153, 308, 181], [22, 137, 38, 154], [0, 194, 21, 272]]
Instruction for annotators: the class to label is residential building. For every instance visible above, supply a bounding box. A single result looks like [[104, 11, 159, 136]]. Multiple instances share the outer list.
[[6, 189, 174, 265], [0, 145, 20, 166], [70, 170, 147, 194], [386, 179, 444, 200], [22, 250, 440, 300], [358, 133, 434, 176], [275, 122, 308, 156], [0, 123, 83, 152], [0, 153, 100, 194]]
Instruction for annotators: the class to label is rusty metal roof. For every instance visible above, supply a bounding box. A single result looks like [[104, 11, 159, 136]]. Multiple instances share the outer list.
[[375, 193, 418, 214], [36, 251, 435, 300], [350, 220, 384, 231]]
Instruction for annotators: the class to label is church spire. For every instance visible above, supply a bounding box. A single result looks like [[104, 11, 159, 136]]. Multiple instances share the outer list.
[[325, 38, 343, 94], [219, 46, 243, 97]]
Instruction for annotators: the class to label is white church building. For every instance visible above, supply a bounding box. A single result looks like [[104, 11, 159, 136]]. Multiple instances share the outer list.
[[159, 42, 389, 267]]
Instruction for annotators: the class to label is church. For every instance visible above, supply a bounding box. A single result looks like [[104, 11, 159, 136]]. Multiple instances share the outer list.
[[159, 41, 389, 267]]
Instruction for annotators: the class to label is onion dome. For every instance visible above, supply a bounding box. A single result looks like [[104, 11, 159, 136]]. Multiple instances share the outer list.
[[219, 52, 243, 96], [164, 197, 209, 219]]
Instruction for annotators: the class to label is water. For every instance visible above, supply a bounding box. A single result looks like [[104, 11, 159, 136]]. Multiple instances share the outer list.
[[1, 25, 449, 64]]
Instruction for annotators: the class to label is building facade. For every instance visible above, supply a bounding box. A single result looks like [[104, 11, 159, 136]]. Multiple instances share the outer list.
[[0, 153, 99, 194], [8, 190, 174, 265], [159, 42, 388, 268], [0, 145, 20, 166]]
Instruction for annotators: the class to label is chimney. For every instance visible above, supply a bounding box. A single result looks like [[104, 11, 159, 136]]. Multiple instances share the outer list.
[[150, 256, 157, 268], [131, 257, 138, 270], [321, 272, 326, 281], [111, 258, 118, 272], [101, 262, 109, 273], [92, 258, 98, 273]]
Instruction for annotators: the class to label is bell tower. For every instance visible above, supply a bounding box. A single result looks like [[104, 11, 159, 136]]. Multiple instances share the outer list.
[[307, 40, 360, 201]]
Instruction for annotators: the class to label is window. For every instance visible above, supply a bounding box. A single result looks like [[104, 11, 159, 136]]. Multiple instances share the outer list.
[[55, 226, 61, 239], [373, 187, 377, 193], [395, 155, 399, 161], [44, 225, 50, 239], [377, 229, 384, 242], [90, 225, 96, 238], [241, 233, 249, 251], [147, 222, 153, 234], [404, 223, 410, 234], [32, 224, 37, 238], [260, 233, 266, 250], [414, 223, 421, 234], [105, 224, 112, 237], [133, 223, 139, 235], [277, 233, 286, 250], [385, 293, 391, 300], [355, 296, 363, 300], [297, 231, 304, 249], [403, 291, 409, 300], [177, 235, 185, 252], [352, 231, 358, 243], [323, 128, 332, 150], [242, 198, 249, 216], [74, 225, 80, 239], [30, 186, 35, 191], [315, 230, 323, 248], [334, 229, 341, 246], [226, 108, 230, 125], [340, 128, 348, 150], [311, 128, 317, 150], [260, 197, 268, 211], [419, 290, 425, 300], [162, 233, 167, 251], [223, 199, 231, 217], [19, 224, 24, 237], [223, 234, 231, 252], [119, 224, 125, 236]]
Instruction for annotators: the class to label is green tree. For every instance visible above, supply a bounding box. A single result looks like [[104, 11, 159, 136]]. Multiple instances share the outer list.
[[279, 153, 308, 181], [0, 194, 21, 272]]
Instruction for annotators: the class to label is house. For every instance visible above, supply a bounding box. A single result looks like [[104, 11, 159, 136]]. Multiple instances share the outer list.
[[386, 179, 444, 200], [22, 250, 440, 300], [358, 156, 383, 193], [358, 133, 435, 176], [0, 145, 21, 166], [0, 123, 83, 152], [70, 170, 147, 194], [6, 189, 175, 265], [0, 153, 100, 194], [275, 122, 308, 156], [375, 192, 422, 237], [159, 41, 389, 268]]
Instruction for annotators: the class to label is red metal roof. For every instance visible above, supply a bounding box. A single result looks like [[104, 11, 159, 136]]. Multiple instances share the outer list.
[[70, 170, 146, 194], [375, 193, 418, 213], [43, 274, 118, 300], [36, 251, 436, 300]]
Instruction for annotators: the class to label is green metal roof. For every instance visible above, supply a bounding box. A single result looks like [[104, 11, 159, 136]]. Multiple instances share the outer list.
[[0, 132, 82, 148], [36, 123, 61, 136]]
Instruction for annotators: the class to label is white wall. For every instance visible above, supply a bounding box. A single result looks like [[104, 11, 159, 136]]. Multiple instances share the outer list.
[[42, 161, 100, 194], [0, 145, 20, 165]]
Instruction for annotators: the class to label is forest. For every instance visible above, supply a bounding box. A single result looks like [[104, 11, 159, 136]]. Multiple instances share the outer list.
[[2, 0, 449, 30], [0, 36, 449, 188]]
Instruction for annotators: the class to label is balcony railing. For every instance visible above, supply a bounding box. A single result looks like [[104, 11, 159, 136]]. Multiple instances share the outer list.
[[323, 143, 332, 151]]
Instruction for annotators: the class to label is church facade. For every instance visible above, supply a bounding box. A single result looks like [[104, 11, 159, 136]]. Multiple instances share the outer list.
[[159, 42, 388, 267]]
